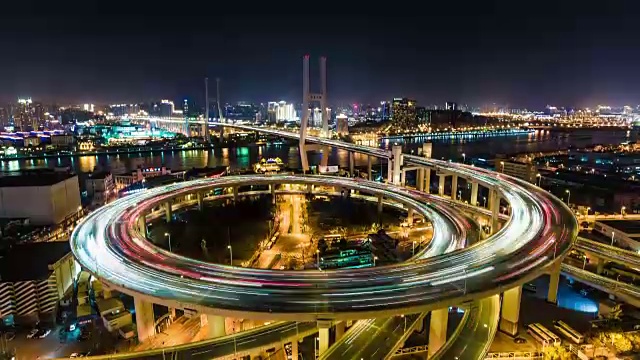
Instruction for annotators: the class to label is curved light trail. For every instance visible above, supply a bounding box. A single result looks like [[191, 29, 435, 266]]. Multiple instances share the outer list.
[[71, 170, 576, 321]]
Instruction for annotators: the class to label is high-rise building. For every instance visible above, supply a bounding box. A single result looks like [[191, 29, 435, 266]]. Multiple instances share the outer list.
[[0, 107, 8, 129], [183, 99, 190, 136], [266, 101, 298, 123], [336, 114, 349, 136], [380, 101, 391, 121], [391, 98, 417, 130], [267, 102, 278, 123], [445, 102, 458, 111], [312, 108, 323, 127], [15, 98, 35, 131], [416, 106, 428, 125]]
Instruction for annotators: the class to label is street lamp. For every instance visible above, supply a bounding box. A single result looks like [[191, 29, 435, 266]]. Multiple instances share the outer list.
[[621, 206, 626, 217], [611, 231, 616, 247], [482, 196, 487, 208], [373, 256, 378, 267], [412, 241, 417, 256], [227, 245, 233, 266], [164, 232, 172, 252], [462, 153, 466, 164], [565, 189, 571, 206], [316, 249, 321, 270]]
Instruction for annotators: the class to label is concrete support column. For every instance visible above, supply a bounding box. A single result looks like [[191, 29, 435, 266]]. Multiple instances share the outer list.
[[417, 168, 424, 191], [335, 321, 345, 341], [597, 258, 605, 275], [490, 189, 500, 232], [408, 208, 414, 225], [401, 169, 406, 187], [169, 307, 177, 319], [317, 320, 331, 356], [164, 202, 172, 223], [438, 174, 446, 196], [451, 175, 458, 200], [307, 184, 313, 195], [428, 308, 448, 358], [103, 287, 113, 299], [349, 151, 355, 177], [488, 188, 496, 209], [378, 195, 383, 216], [424, 168, 431, 193], [415, 317, 424, 333], [201, 314, 226, 338], [392, 145, 403, 185], [134, 297, 155, 342], [270, 184, 276, 204], [321, 146, 329, 168], [137, 214, 146, 235], [387, 160, 393, 184], [499, 286, 522, 336], [197, 192, 203, 211], [291, 339, 299, 360], [367, 155, 373, 180], [233, 186, 238, 203], [547, 262, 561, 304], [470, 182, 479, 206]]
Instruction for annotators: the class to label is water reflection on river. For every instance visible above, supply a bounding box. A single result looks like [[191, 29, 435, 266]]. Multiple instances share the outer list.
[[1, 129, 634, 175]]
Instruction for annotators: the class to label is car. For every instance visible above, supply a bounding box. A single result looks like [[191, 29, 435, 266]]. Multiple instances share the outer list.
[[26, 328, 39, 339], [37, 329, 51, 339], [70, 353, 89, 358], [514, 337, 527, 344]]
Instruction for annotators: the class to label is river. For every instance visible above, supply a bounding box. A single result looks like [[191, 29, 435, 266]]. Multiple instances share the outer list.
[[1, 129, 635, 176]]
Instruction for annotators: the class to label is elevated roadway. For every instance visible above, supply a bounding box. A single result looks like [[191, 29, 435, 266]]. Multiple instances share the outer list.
[[562, 264, 640, 308], [71, 173, 576, 320], [575, 236, 640, 268], [55, 321, 317, 360], [69, 122, 578, 359]]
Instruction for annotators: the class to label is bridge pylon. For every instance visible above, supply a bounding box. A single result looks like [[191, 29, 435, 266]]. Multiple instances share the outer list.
[[300, 55, 329, 172]]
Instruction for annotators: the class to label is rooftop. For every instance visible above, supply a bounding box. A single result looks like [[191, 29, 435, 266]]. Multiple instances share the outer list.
[[598, 220, 640, 235], [0, 171, 76, 187], [96, 298, 125, 314], [0, 242, 71, 282]]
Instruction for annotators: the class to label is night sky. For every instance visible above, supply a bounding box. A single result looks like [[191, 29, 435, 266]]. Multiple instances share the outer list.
[[2, 2, 640, 108]]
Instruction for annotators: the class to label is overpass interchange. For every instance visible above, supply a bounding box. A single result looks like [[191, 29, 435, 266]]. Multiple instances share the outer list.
[[68, 120, 582, 359]]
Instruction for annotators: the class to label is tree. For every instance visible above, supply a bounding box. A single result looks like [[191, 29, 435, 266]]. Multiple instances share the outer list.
[[544, 345, 574, 360], [612, 333, 633, 354]]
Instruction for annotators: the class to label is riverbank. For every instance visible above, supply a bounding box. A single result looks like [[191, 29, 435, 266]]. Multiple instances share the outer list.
[[381, 128, 534, 140]]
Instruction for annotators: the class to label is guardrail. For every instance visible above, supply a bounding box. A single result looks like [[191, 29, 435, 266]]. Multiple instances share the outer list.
[[485, 351, 543, 359], [392, 344, 428, 356]]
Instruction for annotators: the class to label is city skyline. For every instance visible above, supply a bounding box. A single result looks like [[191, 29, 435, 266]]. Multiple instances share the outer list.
[[3, 3, 640, 108]]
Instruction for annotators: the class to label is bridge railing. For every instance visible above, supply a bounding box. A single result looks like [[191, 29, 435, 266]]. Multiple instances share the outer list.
[[392, 345, 428, 356], [485, 351, 543, 359]]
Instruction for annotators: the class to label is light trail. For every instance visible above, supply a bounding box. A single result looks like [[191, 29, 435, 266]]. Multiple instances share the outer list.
[[71, 170, 576, 320]]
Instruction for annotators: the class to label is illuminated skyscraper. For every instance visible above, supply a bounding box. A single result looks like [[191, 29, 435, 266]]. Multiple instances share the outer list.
[[445, 101, 458, 111], [16, 98, 34, 131], [183, 99, 190, 136], [391, 98, 417, 130], [336, 114, 349, 136]]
